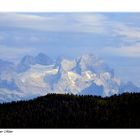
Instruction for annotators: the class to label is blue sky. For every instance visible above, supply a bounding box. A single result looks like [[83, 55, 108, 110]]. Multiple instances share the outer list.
[[0, 13, 140, 86]]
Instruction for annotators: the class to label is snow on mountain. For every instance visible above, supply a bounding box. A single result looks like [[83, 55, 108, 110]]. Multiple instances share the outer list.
[[75, 54, 114, 76], [0, 53, 139, 102], [16, 64, 58, 95]]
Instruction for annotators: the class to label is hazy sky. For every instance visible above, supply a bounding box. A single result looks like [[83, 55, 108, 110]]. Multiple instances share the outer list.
[[0, 13, 140, 86]]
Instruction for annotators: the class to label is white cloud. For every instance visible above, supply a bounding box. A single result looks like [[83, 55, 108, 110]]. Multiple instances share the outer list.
[[0, 35, 4, 41], [0, 13, 140, 36], [0, 13, 51, 30], [103, 44, 140, 58], [70, 13, 109, 33], [112, 23, 140, 40], [0, 13, 140, 53], [1, 12, 140, 40], [0, 13, 109, 34], [0, 45, 37, 61], [29, 36, 41, 43]]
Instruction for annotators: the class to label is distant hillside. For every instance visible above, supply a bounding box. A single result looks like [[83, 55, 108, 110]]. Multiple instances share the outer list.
[[0, 93, 140, 128]]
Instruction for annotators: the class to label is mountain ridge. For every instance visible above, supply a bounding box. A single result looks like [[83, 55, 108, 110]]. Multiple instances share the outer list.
[[0, 53, 139, 102]]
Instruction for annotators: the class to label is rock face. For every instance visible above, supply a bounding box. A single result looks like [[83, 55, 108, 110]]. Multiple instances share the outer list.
[[16, 53, 53, 72], [35, 53, 53, 66], [16, 55, 35, 72], [0, 53, 139, 102]]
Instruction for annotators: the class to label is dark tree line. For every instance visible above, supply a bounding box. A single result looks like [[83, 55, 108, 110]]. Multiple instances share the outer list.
[[0, 92, 140, 128]]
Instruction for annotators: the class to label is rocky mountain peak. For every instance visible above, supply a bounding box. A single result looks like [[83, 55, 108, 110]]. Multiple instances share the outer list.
[[0, 53, 139, 102], [35, 53, 53, 65]]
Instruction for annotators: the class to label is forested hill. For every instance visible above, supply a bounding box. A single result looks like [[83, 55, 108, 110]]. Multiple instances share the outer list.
[[0, 93, 140, 128]]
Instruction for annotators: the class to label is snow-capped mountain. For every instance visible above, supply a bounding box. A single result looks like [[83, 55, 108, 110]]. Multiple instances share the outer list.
[[0, 53, 139, 102]]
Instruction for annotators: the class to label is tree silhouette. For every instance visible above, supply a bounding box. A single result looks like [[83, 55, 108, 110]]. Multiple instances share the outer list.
[[0, 92, 140, 128]]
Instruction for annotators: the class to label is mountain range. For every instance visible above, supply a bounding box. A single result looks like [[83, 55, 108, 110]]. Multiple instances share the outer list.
[[0, 53, 139, 102]]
